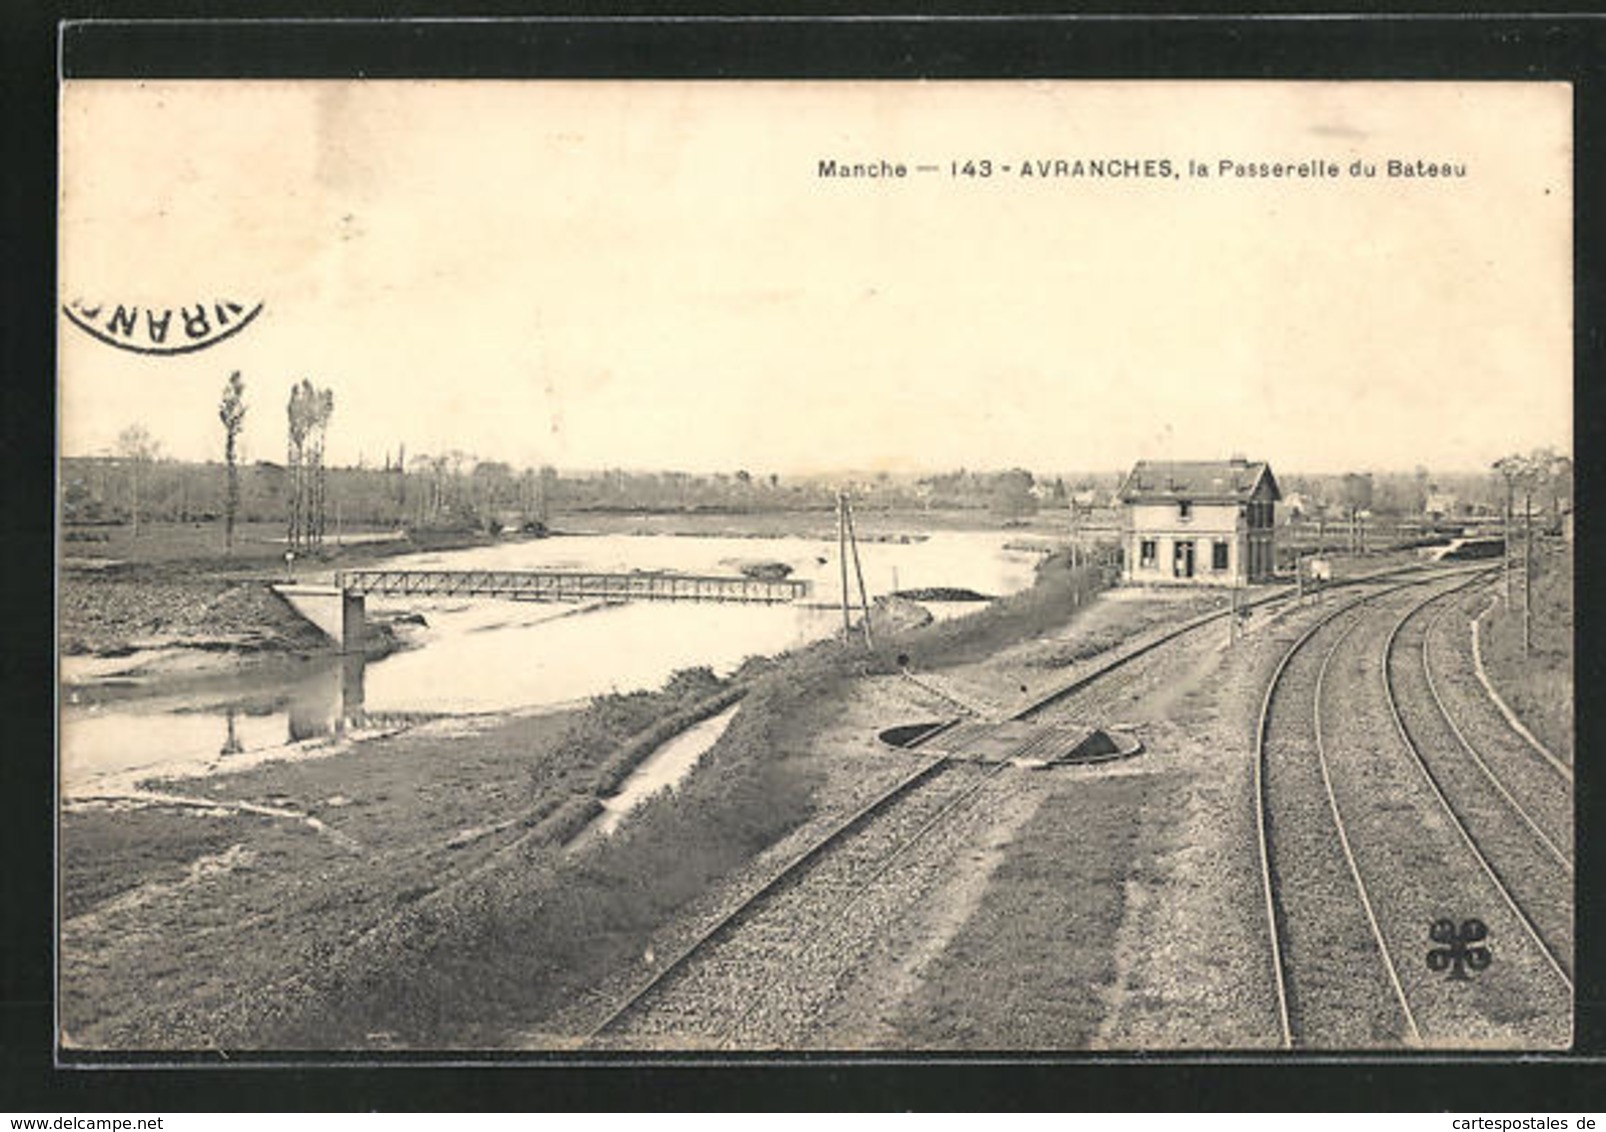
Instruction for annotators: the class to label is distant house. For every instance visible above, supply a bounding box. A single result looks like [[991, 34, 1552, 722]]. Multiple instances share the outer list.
[[1424, 491, 1458, 521], [1282, 492, 1309, 520], [1117, 457, 1281, 586]]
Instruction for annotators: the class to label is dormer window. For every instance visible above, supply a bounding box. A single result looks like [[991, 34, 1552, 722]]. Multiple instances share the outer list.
[[1178, 500, 1192, 521]]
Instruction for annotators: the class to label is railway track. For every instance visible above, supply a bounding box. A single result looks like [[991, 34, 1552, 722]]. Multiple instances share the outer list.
[[1384, 584, 1573, 986], [1256, 581, 1428, 1047], [1256, 569, 1571, 1049], [1013, 587, 1290, 723], [585, 753, 1006, 1047], [584, 562, 1510, 1049], [1014, 561, 1458, 727]]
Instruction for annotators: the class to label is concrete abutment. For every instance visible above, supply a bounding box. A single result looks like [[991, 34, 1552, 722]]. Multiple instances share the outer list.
[[273, 584, 366, 653]]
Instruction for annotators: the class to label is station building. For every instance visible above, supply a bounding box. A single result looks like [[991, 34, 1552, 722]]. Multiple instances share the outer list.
[[1117, 457, 1281, 586]]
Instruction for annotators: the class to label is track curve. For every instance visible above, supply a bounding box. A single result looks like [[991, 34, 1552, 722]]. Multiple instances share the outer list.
[[1256, 569, 1571, 1049]]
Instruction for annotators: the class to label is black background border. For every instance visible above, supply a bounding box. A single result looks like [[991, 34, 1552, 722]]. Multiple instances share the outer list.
[[7, 5, 1606, 1112]]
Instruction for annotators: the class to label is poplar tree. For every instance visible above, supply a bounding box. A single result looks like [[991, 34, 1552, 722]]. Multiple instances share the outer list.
[[218, 372, 247, 552]]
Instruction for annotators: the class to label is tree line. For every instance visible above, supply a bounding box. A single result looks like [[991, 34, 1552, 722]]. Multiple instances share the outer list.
[[67, 386, 1573, 549]]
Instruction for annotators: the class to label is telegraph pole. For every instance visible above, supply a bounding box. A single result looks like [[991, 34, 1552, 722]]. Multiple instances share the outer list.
[[1494, 459, 1517, 604], [837, 490, 852, 639], [843, 493, 875, 651], [1068, 496, 1080, 570], [1523, 482, 1534, 654]]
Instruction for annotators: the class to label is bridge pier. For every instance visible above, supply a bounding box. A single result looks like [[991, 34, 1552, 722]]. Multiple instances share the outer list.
[[343, 590, 366, 654], [273, 583, 366, 654]]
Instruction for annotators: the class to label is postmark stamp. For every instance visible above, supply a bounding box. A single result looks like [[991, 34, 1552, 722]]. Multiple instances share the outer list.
[[62, 297, 264, 356]]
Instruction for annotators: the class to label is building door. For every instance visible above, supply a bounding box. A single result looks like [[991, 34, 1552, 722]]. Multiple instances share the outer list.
[[1173, 540, 1195, 579]]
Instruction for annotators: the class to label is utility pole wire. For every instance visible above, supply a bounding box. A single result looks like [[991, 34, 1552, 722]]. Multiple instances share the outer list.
[[843, 492, 875, 651]]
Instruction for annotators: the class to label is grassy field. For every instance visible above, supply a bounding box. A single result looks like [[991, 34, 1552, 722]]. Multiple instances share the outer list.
[[1480, 538, 1573, 760]]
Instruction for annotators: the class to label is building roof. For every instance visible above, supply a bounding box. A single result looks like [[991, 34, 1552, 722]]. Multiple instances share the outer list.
[[1117, 459, 1280, 504]]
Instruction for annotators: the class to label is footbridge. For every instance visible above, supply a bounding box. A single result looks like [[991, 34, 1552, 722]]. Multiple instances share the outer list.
[[276, 569, 811, 652]]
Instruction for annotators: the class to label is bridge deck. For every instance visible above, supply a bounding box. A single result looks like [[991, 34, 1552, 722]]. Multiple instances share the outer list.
[[335, 568, 810, 604]]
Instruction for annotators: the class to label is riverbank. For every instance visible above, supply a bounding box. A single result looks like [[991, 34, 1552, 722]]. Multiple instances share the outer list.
[[59, 521, 522, 691]]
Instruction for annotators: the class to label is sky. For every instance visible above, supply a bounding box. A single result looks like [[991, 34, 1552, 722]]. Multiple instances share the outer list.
[[59, 80, 1572, 476]]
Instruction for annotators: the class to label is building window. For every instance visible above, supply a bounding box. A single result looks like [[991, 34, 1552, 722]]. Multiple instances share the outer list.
[[1212, 541, 1229, 571], [1140, 539, 1157, 569], [1178, 500, 1193, 521]]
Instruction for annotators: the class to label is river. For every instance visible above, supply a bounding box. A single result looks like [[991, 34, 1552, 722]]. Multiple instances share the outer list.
[[60, 527, 1048, 796]]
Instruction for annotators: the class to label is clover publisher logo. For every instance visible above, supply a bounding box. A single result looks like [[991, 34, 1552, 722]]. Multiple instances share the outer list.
[[1427, 918, 1492, 981]]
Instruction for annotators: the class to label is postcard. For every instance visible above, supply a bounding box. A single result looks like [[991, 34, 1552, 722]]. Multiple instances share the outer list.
[[58, 75, 1573, 1056]]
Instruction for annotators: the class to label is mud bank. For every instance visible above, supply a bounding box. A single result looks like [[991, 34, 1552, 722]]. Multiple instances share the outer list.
[[59, 574, 408, 693]]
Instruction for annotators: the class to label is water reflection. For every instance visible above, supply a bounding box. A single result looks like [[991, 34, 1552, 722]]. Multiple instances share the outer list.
[[62, 654, 371, 795], [287, 654, 368, 742], [220, 709, 242, 756]]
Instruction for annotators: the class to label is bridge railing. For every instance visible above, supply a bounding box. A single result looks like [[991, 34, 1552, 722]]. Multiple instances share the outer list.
[[334, 568, 811, 604]]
